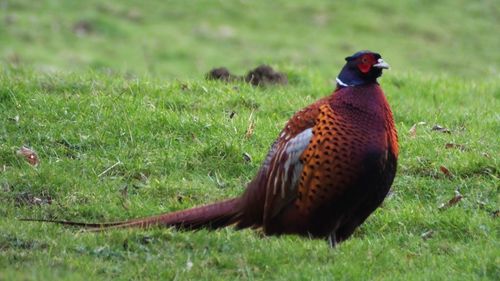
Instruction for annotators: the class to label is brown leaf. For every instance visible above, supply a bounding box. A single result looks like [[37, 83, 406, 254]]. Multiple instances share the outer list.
[[16, 146, 39, 166], [492, 210, 499, 218], [445, 143, 467, 151], [245, 120, 255, 139], [448, 191, 463, 206], [431, 124, 451, 134], [438, 190, 463, 210], [439, 165, 452, 177], [408, 122, 426, 138], [408, 124, 417, 138]]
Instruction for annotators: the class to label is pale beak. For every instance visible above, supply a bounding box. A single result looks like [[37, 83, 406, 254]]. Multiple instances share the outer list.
[[373, 58, 390, 69]]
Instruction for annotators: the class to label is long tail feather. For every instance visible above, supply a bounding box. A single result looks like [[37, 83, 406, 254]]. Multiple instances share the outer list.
[[18, 218, 126, 228], [21, 198, 242, 232]]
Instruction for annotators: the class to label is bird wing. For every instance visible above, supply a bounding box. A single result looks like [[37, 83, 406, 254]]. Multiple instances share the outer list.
[[261, 128, 313, 224], [258, 96, 334, 224], [261, 103, 347, 226]]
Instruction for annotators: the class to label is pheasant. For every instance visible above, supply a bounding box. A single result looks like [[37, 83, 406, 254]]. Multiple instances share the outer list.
[[24, 51, 398, 247]]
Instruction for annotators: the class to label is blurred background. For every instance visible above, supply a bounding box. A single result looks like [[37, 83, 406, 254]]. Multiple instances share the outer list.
[[0, 0, 498, 80]]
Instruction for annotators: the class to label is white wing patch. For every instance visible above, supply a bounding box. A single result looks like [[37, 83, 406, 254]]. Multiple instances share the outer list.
[[272, 128, 313, 198]]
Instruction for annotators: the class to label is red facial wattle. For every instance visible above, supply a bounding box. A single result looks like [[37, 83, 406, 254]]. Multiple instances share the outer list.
[[358, 63, 371, 73], [357, 54, 376, 73]]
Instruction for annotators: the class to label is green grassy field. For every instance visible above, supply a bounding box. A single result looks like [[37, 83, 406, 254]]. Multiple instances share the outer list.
[[1, 1, 499, 280]]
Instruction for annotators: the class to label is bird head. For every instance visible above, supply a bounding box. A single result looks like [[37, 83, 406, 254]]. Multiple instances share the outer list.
[[336, 51, 390, 88]]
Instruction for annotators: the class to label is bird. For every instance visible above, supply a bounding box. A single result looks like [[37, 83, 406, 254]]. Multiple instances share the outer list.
[[23, 51, 398, 247]]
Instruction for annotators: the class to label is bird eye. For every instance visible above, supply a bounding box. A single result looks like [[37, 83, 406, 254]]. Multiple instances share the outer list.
[[361, 57, 368, 63]]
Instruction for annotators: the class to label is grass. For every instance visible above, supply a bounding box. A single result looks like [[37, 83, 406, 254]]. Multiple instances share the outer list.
[[0, 0, 499, 280], [1, 70, 498, 280], [1, 0, 499, 79]]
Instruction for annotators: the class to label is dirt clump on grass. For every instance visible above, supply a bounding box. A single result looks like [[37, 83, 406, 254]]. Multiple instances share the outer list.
[[245, 65, 288, 86], [206, 67, 240, 82], [206, 65, 287, 86]]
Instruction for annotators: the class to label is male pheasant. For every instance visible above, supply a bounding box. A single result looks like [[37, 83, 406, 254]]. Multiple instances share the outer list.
[[24, 51, 398, 247]]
